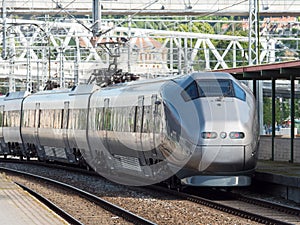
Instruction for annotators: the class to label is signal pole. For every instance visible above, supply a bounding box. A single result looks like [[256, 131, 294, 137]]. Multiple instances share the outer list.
[[249, 0, 264, 137], [92, 0, 101, 36], [2, 0, 7, 59], [248, 0, 259, 65]]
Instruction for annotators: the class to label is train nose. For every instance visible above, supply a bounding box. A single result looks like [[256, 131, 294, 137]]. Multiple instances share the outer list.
[[199, 145, 246, 172], [183, 122, 257, 173]]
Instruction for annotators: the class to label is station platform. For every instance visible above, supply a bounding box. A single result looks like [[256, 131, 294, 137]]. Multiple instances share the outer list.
[[0, 173, 67, 225], [254, 160, 300, 203]]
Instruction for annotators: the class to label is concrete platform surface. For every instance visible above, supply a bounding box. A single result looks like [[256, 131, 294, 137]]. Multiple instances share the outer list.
[[255, 160, 300, 203], [256, 160, 300, 177], [0, 173, 68, 225]]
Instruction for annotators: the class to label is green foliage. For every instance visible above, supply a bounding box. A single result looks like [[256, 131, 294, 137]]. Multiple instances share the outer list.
[[296, 101, 300, 118], [177, 22, 215, 34], [263, 97, 272, 125], [263, 97, 300, 126]]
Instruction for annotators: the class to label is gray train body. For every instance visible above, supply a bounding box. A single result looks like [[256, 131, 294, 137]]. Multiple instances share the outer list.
[[0, 72, 259, 187]]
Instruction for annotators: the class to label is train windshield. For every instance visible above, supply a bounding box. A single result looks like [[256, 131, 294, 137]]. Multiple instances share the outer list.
[[197, 79, 234, 97], [181, 79, 246, 102]]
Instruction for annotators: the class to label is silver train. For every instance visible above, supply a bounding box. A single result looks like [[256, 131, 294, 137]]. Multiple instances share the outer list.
[[0, 72, 259, 187]]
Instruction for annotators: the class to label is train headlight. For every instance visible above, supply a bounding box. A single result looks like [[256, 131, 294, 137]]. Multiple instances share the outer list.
[[229, 132, 245, 139], [220, 132, 227, 139], [201, 132, 217, 139]]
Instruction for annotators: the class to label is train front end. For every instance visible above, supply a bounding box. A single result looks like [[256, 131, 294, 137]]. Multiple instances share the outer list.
[[161, 72, 259, 187]]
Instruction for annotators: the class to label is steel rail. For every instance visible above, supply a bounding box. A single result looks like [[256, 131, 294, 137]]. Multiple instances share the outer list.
[[2, 159, 298, 224], [230, 192, 300, 216], [149, 185, 295, 225], [15, 182, 84, 225], [0, 167, 157, 225]]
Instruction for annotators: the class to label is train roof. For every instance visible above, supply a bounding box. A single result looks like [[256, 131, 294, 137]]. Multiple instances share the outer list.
[[102, 72, 233, 88], [4, 72, 234, 102], [4, 91, 31, 100]]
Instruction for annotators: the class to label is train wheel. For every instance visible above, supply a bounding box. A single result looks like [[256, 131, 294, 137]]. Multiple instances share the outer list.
[[167, 176, 182, 191]]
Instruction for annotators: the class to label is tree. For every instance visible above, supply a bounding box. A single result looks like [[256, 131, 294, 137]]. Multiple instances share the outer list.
[[263, 97, 272, 126]]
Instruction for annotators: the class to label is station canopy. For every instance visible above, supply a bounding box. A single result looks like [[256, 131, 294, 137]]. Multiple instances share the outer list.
[[216, 60, 300, 80]]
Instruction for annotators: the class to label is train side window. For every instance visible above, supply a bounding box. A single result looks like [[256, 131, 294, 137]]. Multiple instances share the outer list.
[[69, 108, 87, 130], [104, 108, 112, 131], [115, 107, 122, 132], [39, 110, 43, 128], [61, 109, 64, 129], [119, 108, 126, 132], [68, 109, 74, 129], [3, 111, 7, 127], [23, 110, 35, 128], [164, 103, 181, 141], [111, 107, 117, 131], [233, 82, 246, 101], [135, 106, 144, 133], [93, 108, 103, 131], [142, 105, 152, 133], [73, 109, 87, 130], [0, 106, 3, 127], [53, 109, 62, 129], [98, 108, 104, 130], [35, 103, 40, 128], [37, 109, 41, 128], [181, 81, 199, 102], [80, 109, 87, 130], [74, 109, 79, 129], [125, 107, 132, 132], [22, 110, 27, 127], [4, 111, 11, 127], [62, 102, 69, 129], [29, 110, 35, 127], [7, 110, 21, 127], [9, 111, 13, 127], [113, 107, 123, 132], [128, 107, 135, 132], [135, 96, 144, 133], [40, 109, 51, 128]]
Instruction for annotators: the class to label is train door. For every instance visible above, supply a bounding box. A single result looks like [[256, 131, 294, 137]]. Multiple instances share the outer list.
[[136, 96, 148, 164], [140, 95, 160, 168], [103, 98, 110, 153], [0, 105, 7, 155], [63, 101, 75, 163], [34, 103, 46, 160], [153, 94, 162, 155], [0, 106, 3, 141], [151, 95, 160, 155], [141, 96, 154, 151]]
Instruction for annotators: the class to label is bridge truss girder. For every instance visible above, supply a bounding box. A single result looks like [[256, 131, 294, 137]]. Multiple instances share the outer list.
[[0, 18, 276, 91]]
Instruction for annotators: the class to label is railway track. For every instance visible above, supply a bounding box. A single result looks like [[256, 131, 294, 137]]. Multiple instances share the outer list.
[[15, 182, 84, 225], [150, 186, 300, 225], [1, 159, 299, 224], [0, 166, 155, 225]]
